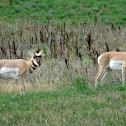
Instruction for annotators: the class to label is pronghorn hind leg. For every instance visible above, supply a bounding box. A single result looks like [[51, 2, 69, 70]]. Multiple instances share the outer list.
[[101, 68, 110, 86], [95, 66, 108, 88], [18, 76, 25, 95]]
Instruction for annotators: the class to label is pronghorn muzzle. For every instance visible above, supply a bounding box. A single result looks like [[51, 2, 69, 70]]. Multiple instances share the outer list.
[[33, 55, 42, 66], [38, 61, 41, 66]]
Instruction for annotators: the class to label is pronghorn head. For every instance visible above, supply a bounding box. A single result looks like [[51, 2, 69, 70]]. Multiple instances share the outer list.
[[32, 49, 44, 66]]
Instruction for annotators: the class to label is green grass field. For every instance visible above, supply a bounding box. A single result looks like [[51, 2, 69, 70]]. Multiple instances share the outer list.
[[1, 77, 126, 126], [0, 0, 126, 26]]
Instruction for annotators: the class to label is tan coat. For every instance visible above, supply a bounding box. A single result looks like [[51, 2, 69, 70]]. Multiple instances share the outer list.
[[0, 50, 42, 95], [95, 52, 126, 88]]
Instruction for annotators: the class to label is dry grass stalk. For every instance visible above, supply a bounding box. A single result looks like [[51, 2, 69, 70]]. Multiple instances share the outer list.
[[0, 22, 126, 93]]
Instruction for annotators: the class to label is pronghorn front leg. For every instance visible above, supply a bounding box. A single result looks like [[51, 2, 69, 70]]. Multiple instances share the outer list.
[[18, 76, 25, 95]]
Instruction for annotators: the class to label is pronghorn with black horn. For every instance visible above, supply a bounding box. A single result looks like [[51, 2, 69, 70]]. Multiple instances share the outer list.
[[95, 52, 126, 88], [0, 49, 44, 95]]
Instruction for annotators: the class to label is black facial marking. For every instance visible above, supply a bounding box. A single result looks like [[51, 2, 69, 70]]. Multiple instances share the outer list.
[[33, 55, 42, 58], [38, 61, 41, 66]]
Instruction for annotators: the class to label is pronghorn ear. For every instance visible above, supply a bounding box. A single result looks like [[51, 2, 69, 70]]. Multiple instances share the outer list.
[[35, 50, 42, 56], [35, 49, 45, 57], [36, 49, 42, 54]]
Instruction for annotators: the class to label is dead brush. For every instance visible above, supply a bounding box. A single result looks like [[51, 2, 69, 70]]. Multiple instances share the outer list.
[[0, 22, 126, 93]]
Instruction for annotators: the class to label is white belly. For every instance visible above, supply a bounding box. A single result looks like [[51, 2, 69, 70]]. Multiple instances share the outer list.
[[109, 61, 124, 70], [0, 67, 19, 79]]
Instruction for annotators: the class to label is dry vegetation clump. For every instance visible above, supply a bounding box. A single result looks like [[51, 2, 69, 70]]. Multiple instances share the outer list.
[[0, 22, 126, 93]]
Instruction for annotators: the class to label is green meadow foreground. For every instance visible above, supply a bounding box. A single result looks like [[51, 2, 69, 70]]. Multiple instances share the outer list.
[[0, 78, 126, 126]]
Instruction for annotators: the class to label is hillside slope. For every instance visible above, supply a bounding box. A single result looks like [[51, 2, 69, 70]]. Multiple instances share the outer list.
[[0, 0, 126, 26]]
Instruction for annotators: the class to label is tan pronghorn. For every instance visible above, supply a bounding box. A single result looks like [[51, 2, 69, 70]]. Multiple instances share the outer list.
[[95, 52, 126, 88], [0, 49, 44, 94]]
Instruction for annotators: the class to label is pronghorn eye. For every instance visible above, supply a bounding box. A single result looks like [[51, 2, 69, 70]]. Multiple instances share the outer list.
[[33, 55, 36, 58], [38, 56, 42, 58]]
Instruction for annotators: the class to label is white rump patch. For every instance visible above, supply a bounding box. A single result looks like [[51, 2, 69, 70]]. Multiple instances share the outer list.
[[0, 67, 19, 79], [98, 54, 102, 64], [109, 61, 124, 70]]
